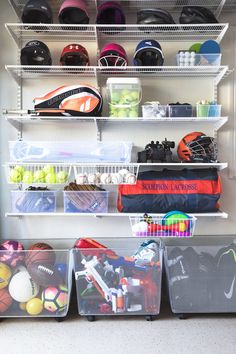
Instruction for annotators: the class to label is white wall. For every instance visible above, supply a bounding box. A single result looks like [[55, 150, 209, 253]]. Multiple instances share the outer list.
[[1, 3, 236, 241]]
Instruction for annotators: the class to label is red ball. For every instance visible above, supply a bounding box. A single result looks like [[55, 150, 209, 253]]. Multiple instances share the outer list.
[[0, 240, 24, 267], [25, 243, 55, 269], [0, 288, 13, 313]]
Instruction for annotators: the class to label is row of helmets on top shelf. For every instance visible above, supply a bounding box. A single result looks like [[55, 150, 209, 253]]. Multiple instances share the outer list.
[[20, 1, 219, 26], [21, 39, 222, 67]]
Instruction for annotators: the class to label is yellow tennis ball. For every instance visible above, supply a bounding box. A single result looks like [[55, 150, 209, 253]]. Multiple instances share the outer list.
[[10, 169, 22, 183], [56, 171, 68, 183], [26, 298, 43, 316], [22, 171, 34, 184], [45, 173, 57, 184], [33, 170, 46, 183], [43, 165, 55, 174]]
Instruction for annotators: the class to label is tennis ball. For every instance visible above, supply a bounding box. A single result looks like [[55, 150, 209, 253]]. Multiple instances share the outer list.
[[130, 91, 139, 101], [45, 172, 57, 184], [121, 89, 130, 96], [22, 171, 34, 184], [14, 166, 25, 176], [117, 110, 128, 118], [110, 92, 120, 103], [10, 169, 22, 183], [43, 165, 55, 174], [56, 171, 68, 183], [26, 298, 43, 316], [129, 109, 138, 118], [33, 170, 46, 183]]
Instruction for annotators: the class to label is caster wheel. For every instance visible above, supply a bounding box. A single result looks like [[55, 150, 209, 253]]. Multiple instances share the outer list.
[[178, 314, 187, 320], [145, 315, 154, 321], [55, 317, 64, 322], [87, 315, 95, 322]]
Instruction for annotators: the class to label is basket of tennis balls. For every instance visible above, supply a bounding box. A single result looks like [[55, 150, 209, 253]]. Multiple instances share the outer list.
[[107, 78, 142, 118]]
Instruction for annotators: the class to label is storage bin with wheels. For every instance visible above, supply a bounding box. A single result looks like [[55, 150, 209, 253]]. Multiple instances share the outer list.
[[73, 237, 163, 321], [164, 236, 236, 318], [0, 239, 74, 320]]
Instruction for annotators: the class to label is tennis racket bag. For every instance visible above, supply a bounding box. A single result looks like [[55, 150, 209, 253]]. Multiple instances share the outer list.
[[118, 168, 221, 213]]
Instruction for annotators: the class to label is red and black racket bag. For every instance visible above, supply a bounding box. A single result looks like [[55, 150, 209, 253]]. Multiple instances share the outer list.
[[118, 168, 221, 213]]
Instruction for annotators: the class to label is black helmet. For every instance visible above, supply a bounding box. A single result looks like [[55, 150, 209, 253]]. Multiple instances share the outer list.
[[180, 6, 218, 24], [20, 40, 52, 66], [22, 0, 53, 24], [137, 8, 175, 25]]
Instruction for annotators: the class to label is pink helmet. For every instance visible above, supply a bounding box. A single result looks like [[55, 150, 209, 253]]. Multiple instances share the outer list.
[[59, 0, 89, 24], [98, 43, 128, 66]]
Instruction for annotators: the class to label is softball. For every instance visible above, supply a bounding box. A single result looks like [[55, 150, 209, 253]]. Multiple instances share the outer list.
[[125, 173, 136, 184], [88, 173, 100, 184], [111, 173, 123, 184]]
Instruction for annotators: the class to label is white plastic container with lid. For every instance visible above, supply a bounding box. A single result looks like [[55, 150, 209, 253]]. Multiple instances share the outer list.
[[106, 78, 142, 118]]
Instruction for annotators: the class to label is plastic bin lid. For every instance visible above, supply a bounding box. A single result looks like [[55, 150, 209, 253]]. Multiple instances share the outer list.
[[106, 77, 141, 85]]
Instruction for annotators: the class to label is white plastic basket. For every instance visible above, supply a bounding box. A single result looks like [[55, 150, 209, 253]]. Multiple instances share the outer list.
[[130, 215, 197, 238]]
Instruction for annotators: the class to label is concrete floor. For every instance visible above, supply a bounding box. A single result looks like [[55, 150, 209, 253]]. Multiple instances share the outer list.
[[1, 298, 236, 354]]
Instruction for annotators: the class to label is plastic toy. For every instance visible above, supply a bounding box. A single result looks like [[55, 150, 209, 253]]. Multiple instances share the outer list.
[[42, 286, 68, 313], [137, 139, 175, 163]]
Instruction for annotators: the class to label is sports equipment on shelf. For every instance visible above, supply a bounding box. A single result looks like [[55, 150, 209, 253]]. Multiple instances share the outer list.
[[20, 41, 52, 66], [133, 40, 164, 66], [98, 43, 128, 67], [59, 0, 89, 25], [179, 6, 218, 24], [22, 0, 53, 24], [25, 243, 55, 268], [33, 85, 103, 116], [177, 132, 217, 162], [137, 8, 175, 26], [137, 139, 175, 163], [0, 240, 24, 267], [60, 44, 90, 66]]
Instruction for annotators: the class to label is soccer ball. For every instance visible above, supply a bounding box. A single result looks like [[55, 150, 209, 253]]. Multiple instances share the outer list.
[[0, 240, 24, 267], [42, 285, 68, 313]]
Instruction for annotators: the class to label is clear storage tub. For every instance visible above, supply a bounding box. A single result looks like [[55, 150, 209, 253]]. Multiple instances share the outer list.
[[168, 104, 193, 117], [142, 104, 167, 118], [107, 78, 141, 118], [11, 190, 57, 213], [63, 191, 109, 213], [164, 237, 236, 316], [176, 53, 222, 67], [196, 104, 221, 117], [9, 141, 133, 163], [73, 237, 163, 320], [0, 238, 74, 319]]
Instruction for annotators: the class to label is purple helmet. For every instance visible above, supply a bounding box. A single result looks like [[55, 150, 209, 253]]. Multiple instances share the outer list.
[[99, 43, 128, 66]]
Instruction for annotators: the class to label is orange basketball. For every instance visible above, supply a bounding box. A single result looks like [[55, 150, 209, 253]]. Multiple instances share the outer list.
[[25, 243, 56, 269], [0, 288, 13, 313]]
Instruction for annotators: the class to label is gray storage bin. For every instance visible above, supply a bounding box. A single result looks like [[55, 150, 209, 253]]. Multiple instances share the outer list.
[[164, 237, 236, 314]]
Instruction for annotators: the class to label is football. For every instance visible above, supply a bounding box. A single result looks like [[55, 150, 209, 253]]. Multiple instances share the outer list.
[[27, 263, 63, 287]]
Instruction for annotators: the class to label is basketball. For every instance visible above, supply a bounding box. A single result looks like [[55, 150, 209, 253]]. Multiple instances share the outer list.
[[0, 288, 13, 313], [25, 243, 56, 269], [8, 268, 40, 302], [0, 262, 12, 289], [0, 240, 24, 267]]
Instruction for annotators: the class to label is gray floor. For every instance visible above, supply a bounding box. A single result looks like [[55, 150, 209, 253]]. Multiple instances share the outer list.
[[1, 300, 236, 354]]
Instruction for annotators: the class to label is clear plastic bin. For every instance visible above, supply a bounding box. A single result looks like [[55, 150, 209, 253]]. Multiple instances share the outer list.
[[63, 191, 109, 213], [176, 53, 222, 67], [0, 238, 73, 318], [9, 141, 133, 163], [196, 104, 221, 117], [168, 104, 193, 117], [107, 78, 141, 118], [11, 190, 57, 213], [164, 236, 236, 315], [73, 237, 163, 319], [142, 104, 167, 118]]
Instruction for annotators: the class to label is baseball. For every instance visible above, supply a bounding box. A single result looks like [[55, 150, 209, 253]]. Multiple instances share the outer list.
[[88, 173, 100, 184], [100, 173, 111, 184], [125, 173, 137, 184], [118, 169, 130, 178], [76, 173, 88, 184], [111, 173, 123, 184]]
